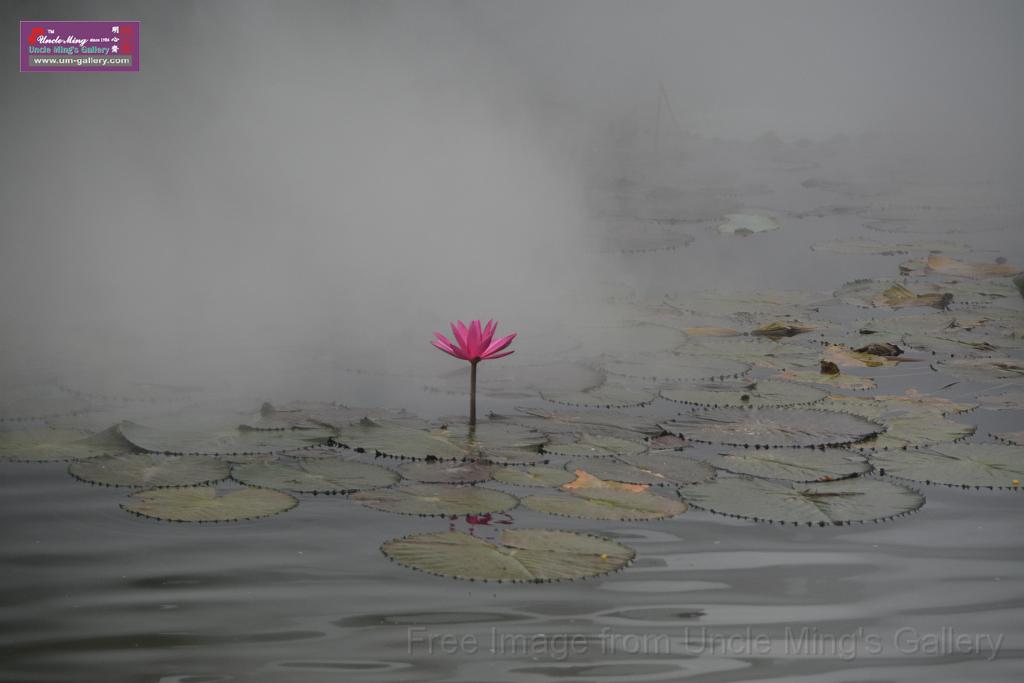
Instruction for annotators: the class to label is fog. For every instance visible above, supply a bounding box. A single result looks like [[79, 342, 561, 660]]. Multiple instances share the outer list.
[[2, 0, 1022, 403]]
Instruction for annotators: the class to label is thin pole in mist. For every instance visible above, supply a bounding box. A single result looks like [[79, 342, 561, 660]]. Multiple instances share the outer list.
[[431, 320, 517, 427]]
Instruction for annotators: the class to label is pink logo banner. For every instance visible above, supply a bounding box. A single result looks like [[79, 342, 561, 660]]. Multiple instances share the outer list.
[[21, 20, 139, 72]]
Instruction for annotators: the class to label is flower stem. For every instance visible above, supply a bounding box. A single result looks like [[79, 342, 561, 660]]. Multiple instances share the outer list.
[[469, 360, 478, 427]]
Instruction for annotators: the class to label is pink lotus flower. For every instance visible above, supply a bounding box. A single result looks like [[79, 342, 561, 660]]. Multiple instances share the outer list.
[[432, 319, 516, 425]]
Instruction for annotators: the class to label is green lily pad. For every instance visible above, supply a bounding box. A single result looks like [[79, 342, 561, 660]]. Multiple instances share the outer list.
[[717, 213, 779, 235], [118, 419, 333, 456], [0, 425, 136, 462], [426, 362, 603, 400], [994, 431, 1024, 446], [541, 385, 656, 409], [872, 443, 1024, 488], [678, 476, 923, 524], [834, 279, 953, 309], [665, 289, 826, 320], [568, 452, 714, 486], [678, 337, 819, 370], [510, 407, 664, 437], [713, 449, 870, 482], [232, 458, 399, 493], [380, 529, 635, 582], [773, 369, 876, 391], [602, 355, 749, 383], [334, 419, 472, 460], [661, 409, 881, 448], [69, 453, 229, 488], [810, 238, 970, 255], [820, 392, 976, 419], [396, 460, 495, 484], [938, 358, 1024, 382], [660, 379, 826, 409], [121, 486, 298, 522], [542, 433, 647, 458], [0, 385, 89, 422], [522, 488, 687, 521], [492, 466, 576, 487], [615, 452, 716, 484], [351, 483, 518, 516], [977, 393, 1024, 411], [856, 414, 976, 451]]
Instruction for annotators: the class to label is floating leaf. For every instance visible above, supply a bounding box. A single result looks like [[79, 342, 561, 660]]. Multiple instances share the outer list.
[[872, 443, 1024, 488], [510, 407, 664, 437], [660, 379, 826, 409], [121, 486, 297, 522], [712, 449, 869, 482], [994, 432, 1024, 446], [0, 385, 89, 422], [857, 415, 975, 450], [680, 337, 818, 370], [666, 289, 826, 320], [773, 369, 876, 391], [823, 344, 904, 368], [119, 419, 333, 456], [493, 466, 576, 487], [523, 488, 686, 521], [938, 358, 1024, 382], [0, 426, 135, 463], [750, 321, 816, 338], [615, 452, 716, 484], [333, 419, 486, 460], [661, 408, 881, 447], [602, 354, 749, 383], [820, 391, 976, 419], [916, 254, 1019, 279], [810, 238, 970, 255], [716, 213, 779, 235], [682, 326, 741, 337], [835, 279, 951, 309], [561, 469, 650, 492], [977, 392, 1024, 411], [542, 433, 647, 458], [380, 529, 634, 582], [396, 460, 494, 484], [232, 458, 399, 493], [351, 484, 517, 516], [426, 362, 603, 399], [70, 453, 228, 488], [541, 385, 656, 409], [678, 476, 923, 524]]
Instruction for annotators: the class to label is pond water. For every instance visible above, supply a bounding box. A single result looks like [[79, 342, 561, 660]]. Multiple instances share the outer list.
[[2, 145, 1023, 682]]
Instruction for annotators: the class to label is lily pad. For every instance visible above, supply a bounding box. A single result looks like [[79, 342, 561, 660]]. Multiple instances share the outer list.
[[915, 254, 1019, 279], [0, 426, 136, 462], [678, 476, 923, 524], [426, 362, 603, 400], [0, 385, 89, 422], [522, 488, 687, 521], [396, 460, 495, 484], [660, 408, 881, 448], [810, 238, 970, 255], [542, 434, 647, 458], [380, 529, 635, 582], [119, 419, 333, 456], [232, 458, 399, 493], [773, 369, 876, 391], [615, 452, 715, 484], [712, 449, 870, 482], [541, 385, 656, 409], [333, 419, 473, 460], [835, 279, 952, 309], [602, 355, 749, 384], [121, 486, 298, 522], [69, 453, 229, 488], [994, 432, 1024, 446], [351, 483, 518, 516], [938, 358, 1024, 382], [493, 466, 576, 487], [872, 443, 1024, 488], [510, 407, 664, 437], [660, 379, 826, 409], [857, 414, 975, 451], [716, 213, 779, 235]]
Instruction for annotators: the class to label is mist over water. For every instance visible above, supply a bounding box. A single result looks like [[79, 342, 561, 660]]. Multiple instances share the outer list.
[[1, 0, 1022, 403]]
